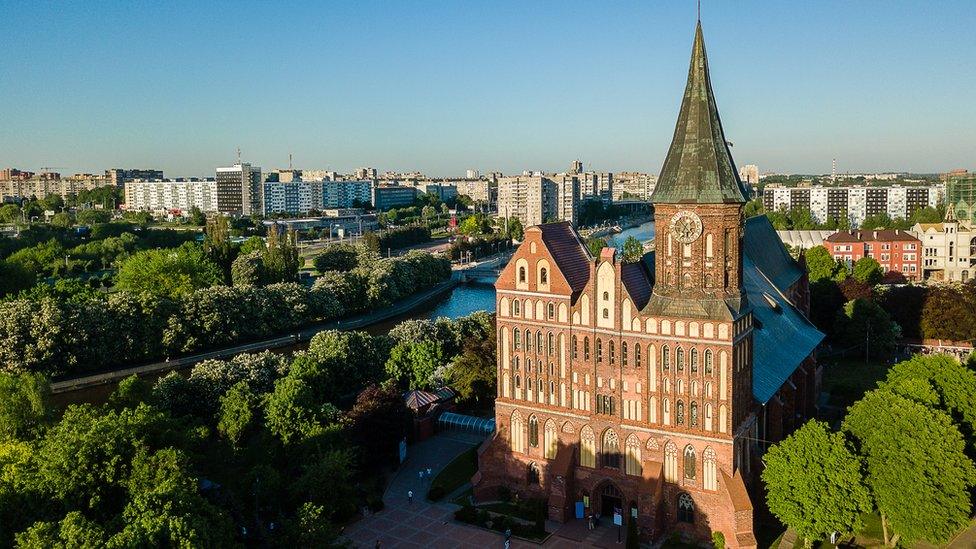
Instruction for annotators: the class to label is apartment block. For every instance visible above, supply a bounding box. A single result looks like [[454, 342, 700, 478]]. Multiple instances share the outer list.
[[762, 184, 941, 226], [216, 163, 262, 216], [124, 179, 218, 213]]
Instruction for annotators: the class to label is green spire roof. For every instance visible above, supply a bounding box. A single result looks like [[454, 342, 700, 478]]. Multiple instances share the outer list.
[[651, 22, 747, 204]]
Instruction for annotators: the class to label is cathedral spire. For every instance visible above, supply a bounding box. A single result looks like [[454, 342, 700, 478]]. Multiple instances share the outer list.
[[651, 22, 747, 204]]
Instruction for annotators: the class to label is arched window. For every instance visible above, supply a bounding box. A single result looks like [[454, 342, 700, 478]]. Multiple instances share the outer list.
[[691, 402, 699, 427], [572, 336, 578, 359], [683, 445, 696, 479], [704, 403, 713, 431], [662, 345, 670, 372], [602, 429, 621, 469], [677, 493, 694, 523], [603, 308, 609, 319], [514, 356, 520, 371], [525, 329, 532, 352], [676, 348, 684, 372], [547, 302, 554, 319], [527, 462, 540, 484], [519, 266, 526, 283], [704, 350, 713, 375], [580, 426, 596, 467], [690, 349, 698, 373], [527, 377, 532, 391], [513, 299, 520, 316], [514, 330, 521, 351], [540, 267, 548, 284], [515, 375, 521, 388], [634, 343, 641, 366], [547, 332, 554, 354], [622, 342, 628, 366], [664, 441, 678, 482], [596, 339, 603, 362], [609, 341, 615, 364], [676, 400, 685, 425], [544, 420, 558, 459], [529, 416, 539, 447], [703, 447, 717, 490], [536, 331, 543, 353], [603, 291, 609, 300], [625, 434, 642, 476], [510, 411, 525, 453], [584, 337, 590, 360]]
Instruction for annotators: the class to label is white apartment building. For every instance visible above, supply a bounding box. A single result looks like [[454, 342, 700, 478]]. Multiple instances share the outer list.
[[124, 179, 218, 213], [497, 175, 579, 227], [763, 184, 940, 226]]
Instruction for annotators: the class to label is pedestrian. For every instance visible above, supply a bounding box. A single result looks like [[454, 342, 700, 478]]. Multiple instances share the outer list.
[[408, 490, 413, 504], [375, 540, 382, 549], [419, 469, 424, 483], [426, 467, 432, 479]]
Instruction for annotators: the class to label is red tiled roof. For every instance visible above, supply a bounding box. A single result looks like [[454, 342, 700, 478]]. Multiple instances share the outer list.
[[825, 229, 920, 243], [539, 222, 591, 292]]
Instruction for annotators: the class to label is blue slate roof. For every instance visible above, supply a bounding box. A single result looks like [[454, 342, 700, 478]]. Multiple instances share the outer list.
[[742, 233, 824, 404], [743, 215, 804, 291]]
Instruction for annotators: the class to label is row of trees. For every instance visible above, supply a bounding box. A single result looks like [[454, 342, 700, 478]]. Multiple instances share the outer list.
[[362, 225, 431, 252], [763, 354, 976, 547], [0, 248, 451, 378]]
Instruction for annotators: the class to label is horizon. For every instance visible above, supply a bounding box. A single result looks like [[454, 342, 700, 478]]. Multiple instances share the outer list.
[[2, 1, 974, 177]]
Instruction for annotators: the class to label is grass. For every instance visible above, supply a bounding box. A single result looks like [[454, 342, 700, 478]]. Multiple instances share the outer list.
[[820, 357, 891, 409], [427, 446, 478, 500]]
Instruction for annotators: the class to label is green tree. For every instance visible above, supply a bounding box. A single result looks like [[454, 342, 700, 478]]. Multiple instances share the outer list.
[[446, 334, 497, 406], [0, 204, 21, 224], [238, 235, 265, 255], [860, 212, 894, 229], [621, 236, 644, 263], [230, 250, 267, 287], [385, 340, 445, 389], [0, 261, 35, 299], [843, 389, 976, 545], [312, 243, 360, 273], [203, 214, 235, 282], [347, 383, 408, 469], [0, 373, 50, 441], [762, 421, 871, 546], [264, 228, 300, 283], [108, 375, 152, 411], [835, 299, 900, 358], [506, 217, 524, 241], [852, 256, 884, 286], [743, 199, 763, 218], [804, 246, 837, 282], [880, 354, 976, 439], [50, 212, 72, 229], [217, 381, 259, 447], [586, 237, 607, 257], [114, 243, 222, 298], [626, 516, 639, 548], [264, 376, 338, 444], [187, 206, 206, 226], [76, 209, 111, 225], [14, 511, 107, 548]]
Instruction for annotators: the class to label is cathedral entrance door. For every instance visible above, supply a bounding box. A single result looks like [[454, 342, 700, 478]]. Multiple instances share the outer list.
[[599, 483, 623, 521]]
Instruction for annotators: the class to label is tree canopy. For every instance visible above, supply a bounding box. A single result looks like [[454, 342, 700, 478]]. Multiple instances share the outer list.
[[114, 243, 222, 298]]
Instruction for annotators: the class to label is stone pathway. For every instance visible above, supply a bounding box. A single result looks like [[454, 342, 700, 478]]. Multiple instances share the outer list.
[[341, 432, 627, 548]]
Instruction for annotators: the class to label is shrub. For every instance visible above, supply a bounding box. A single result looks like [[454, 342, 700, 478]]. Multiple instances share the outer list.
[[427, 485, 445, 501]]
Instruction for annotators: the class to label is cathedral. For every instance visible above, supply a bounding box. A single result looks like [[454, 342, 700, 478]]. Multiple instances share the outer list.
[[472, 22, 824, 548]]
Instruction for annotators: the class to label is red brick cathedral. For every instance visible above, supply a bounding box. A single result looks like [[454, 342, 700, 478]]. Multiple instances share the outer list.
[[472, 22, 824, 548]]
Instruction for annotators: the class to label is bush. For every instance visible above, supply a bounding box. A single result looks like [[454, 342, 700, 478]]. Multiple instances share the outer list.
[[427, 485, 445, 501], [497, 486, 511, 503], [712, 531, 726, 549], [312, 243, 360, 273], [455, 504, 477, 523]]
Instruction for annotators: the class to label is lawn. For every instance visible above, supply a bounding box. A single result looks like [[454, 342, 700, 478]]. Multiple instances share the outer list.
[[820, 357, 891, 409], [427, 446, 478, 501]]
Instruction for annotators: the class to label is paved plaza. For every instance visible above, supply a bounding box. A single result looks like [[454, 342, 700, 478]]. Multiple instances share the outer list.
[[341, 432, 627, 548]]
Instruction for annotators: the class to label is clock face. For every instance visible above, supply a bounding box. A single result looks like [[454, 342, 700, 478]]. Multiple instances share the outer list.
[[669, 211, 703, 243]]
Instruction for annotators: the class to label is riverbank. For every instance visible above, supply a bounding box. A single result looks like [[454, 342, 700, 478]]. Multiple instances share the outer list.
[[49, 278, 460, 398]]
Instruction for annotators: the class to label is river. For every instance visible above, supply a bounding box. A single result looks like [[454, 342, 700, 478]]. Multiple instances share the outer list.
[[608, 220, 656, 248]]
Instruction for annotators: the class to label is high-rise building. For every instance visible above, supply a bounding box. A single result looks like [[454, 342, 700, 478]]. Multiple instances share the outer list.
[[105, 169, 164, 187], [124, 179, 218, 213], [466, 169, 480, 179], [613, 172, 657, 201], [473, 22, 823, 547], [497, 175, 580, 227], [0, 168, 35, 180], [356, 167, 377, 180], [215, 163, 262, 216], [569, 160, 584, 175]]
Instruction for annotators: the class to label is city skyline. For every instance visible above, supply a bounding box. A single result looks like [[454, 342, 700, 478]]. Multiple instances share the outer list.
[[2, 1, 974, 177]]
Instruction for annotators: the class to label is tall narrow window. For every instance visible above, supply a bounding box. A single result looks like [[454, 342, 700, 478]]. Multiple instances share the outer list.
[[547, 332, 554, 355], [540, 268, 548, 284], [513, 299, 520, 316], [634, 343, 641, 366], [519, 267, 526, 283], [584, 337, 591, 360], [514, 330, 521, 351], [677, 400, 685, 425], [536, 332, 543, 353], [529, 416, 539, 447], [677, 493, 695, 523], [662, 345, 670, 372], [704, 350, 713, 375], [609, 341, 615, 365], [572, 336, 578, 359], [691, 402, 699, 427], [676, 348, 684, 373], [622, 342, 628, 367], [602, 429, 621, 469], [525, 329, 532, 352], [683, 445, 696, 479], [596, 339, 603, 363], [690, 349, 698, 374]]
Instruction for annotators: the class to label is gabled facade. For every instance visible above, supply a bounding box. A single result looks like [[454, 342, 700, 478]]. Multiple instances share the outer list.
[[473, 22, 823, 549]]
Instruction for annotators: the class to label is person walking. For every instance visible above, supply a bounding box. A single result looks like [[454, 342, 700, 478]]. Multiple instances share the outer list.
[[426, 467, 432, 479], [408, 490, 413, 504], [418, 469, 424, 483]]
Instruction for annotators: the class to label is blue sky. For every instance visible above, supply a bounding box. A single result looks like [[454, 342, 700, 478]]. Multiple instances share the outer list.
[[1, 1, 974, 177]]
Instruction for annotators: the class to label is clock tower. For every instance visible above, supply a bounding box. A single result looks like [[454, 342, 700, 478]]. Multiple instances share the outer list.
[[647, 21, 749, 322]]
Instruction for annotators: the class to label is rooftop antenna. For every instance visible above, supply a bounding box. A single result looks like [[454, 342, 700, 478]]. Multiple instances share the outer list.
[[236, 147, 241, 163], [289, 153, 293, 170]]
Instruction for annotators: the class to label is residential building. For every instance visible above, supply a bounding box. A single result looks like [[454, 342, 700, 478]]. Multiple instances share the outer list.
[[454, 178, 495, 205], [322, 179, 373, 209], [823, 229, 921, 281], [762, 183, 940, 226], [578, 171, 614, 201], [356, 167, 377, 180], [613, 172, 657, 201], [124, 179, 218, 214], [415, 182, 458, 202], [738, 165, 759, 187], [466, 169, 480, 179], [300, 170, 338, 181], [913, 208, 976, 282], [474, 24, 822, 548], [262, 180, 319, 215], [105, 169, 163, 187], [0, 168, 35, 180], [215, 163, 262, 216], [551, 175, 580, 226], [1, 177, 113, 202], [497, 175, 580, 227], [371, 184, 417, 210]]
